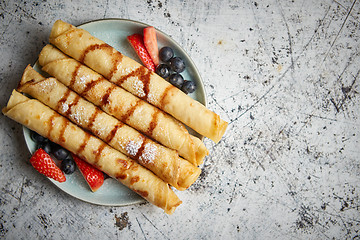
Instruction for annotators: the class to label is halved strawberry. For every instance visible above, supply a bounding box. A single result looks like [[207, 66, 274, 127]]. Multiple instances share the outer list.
[[144, 26, 159, 66], [127, 33, 156, 71], [72, 154, 104, 192], [30, 148, 66, 183]]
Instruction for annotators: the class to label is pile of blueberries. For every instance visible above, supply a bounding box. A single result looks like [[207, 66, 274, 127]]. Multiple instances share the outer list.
[[156, 47, 196, 94], [30, 130, 76, 175]]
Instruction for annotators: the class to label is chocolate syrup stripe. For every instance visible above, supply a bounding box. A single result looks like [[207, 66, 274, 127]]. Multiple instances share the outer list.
[[21, 77, 130, 162], [45, 111, 105, 165], [59, 118, 69, 143], [47, 114, 56, 140], [87, 107, 101, 131], [77, 133, 90, 155], [70, 62, 82, 87], [79, 43, 123, 80], [93, 142, 107, 167], [101, 85, 116, 106], [74, 44, 176, 142], [39, 76, 153, 164], [134, 136, 147, 161], [78, 43, 155, 104], [51, 86, 126, 156], [104, 123, 123, 143]]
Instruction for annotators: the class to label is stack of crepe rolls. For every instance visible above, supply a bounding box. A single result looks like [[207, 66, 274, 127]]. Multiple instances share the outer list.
[[3, 20, 228, 214], [49, 20, 228, 143], [2, 90, 181, 214], [38, 45, 208, 166], [18, 65, 201, 191]]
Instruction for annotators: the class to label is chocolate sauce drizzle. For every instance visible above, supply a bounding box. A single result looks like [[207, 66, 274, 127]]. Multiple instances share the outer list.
[[64, 95, 80, 116], [105, 123, 123, 143], [101, 85, 116, 106], [79, 43, 123, 80], [47, 114, 56, 139], [147, 110, 159, 137], [114, 66, 152, 101], [79, 77, 103, 97], [77, 133, 90, 155], [59, 118, 69, 143], [56, 89, 71, 112], [120, 99, 142, 123], [93, 142, 106, 166], [159, 85, 175, 109], [69, 62, 82, 88], [134, 136, 147, 161]]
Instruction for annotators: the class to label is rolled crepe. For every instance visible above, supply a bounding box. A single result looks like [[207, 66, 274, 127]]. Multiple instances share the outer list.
[[49, 20, 228, 143], [2, 90, 182, 214], [18, 65, 200, 190], [39, 44, 208, 166]]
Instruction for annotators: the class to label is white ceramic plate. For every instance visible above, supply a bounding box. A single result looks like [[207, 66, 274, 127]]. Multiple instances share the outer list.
[[23, 18, 206, 206]]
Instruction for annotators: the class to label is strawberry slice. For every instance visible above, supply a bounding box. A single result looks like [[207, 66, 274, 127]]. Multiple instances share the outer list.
[[127, 33, 156, 71], [30, 148, 66, 183], [144, 26, 159, 66], [72, 154, 104, 192]]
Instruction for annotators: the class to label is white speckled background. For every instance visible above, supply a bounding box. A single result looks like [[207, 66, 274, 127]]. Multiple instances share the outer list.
[[0, 0, 359, 239]]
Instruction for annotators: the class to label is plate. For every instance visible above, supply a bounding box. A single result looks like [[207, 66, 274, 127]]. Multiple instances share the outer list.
[[23, 18, 206, 206]]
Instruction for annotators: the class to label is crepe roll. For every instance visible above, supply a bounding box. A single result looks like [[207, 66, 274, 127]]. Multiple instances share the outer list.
[[49, 20, 228, 143], [39, 44, 208, 166], [18, 65, 201, 190], [2, 90, 182, 214]]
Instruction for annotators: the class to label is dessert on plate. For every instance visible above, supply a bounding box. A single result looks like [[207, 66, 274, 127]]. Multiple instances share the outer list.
[[2, 19, 228, 214]]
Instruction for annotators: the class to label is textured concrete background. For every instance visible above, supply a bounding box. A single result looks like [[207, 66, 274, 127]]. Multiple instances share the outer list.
[[0, 0, 359, 239]]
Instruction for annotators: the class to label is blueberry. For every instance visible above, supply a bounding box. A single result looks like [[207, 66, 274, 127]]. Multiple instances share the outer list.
[[181, 81, 196, 94], [169, 73, 184, 88], [61, 157, 76, 174], [37, 142, 52, 154], [30, 130, 48, 143], [156, 64, 171, 78], [159, 47, 174, 62], [169, 57, 185, 73], [52, 145, 69, 160]]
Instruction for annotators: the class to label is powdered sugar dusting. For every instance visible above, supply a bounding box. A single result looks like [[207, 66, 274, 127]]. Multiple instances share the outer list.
[[147, 92, 156, 105], [68, 105, 88, 125], [139, 143, 157, 165], [39, 79, 56, 93], [78, 75, 89, 87], [60, 102, 69, 113], [125, 139, 143, 157], [132, 80, 145, 98]]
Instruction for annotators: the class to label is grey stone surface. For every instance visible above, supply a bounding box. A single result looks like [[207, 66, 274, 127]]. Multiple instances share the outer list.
[[0, 0, 359, 239]]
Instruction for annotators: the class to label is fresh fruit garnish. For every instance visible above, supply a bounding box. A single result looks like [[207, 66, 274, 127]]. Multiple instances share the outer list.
[[156, 64, 171, 78], [61, 156, 76, 174], [181, 80, 196, 94], [159, 46, 174, 62], [169, 56, 186, 73], [52, 145, 69, 161], [144, 26, 159, 66], [127, 33, 155, 72], [30, 148, 66, 183], [73, 154, 104, 192], [37, 141, 52, 154], [169, 73, 184, 88], [30, 130, 49, 143]]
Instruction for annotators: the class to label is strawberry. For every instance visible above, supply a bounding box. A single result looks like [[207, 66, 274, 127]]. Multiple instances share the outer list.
[[144, 26, 159, 66], [127, 33, 156, 72], [72, 154, 104, 192], [30, 148, 66, 183]]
